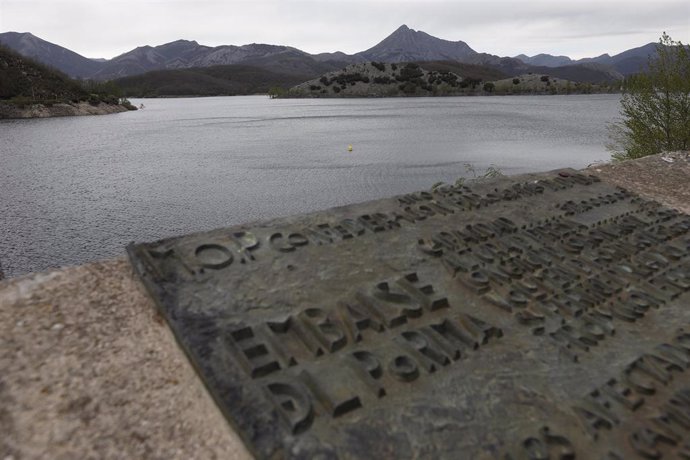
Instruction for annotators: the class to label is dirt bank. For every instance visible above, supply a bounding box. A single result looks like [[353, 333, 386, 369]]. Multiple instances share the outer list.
[[0, 101, 132, 119], [586, 151, 690, 214]]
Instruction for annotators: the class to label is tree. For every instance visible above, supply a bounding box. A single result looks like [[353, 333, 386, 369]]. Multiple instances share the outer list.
[[268, 87, 287, 98], [483, 82, 495, 93], [607, 32, 690, 160]]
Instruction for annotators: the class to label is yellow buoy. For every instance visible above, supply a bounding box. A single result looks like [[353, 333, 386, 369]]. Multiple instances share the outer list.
[[348, 145, 353, 152]]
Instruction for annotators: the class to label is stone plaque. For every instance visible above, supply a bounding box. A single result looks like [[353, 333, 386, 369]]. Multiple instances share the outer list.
[[128, 169, 690, 459]]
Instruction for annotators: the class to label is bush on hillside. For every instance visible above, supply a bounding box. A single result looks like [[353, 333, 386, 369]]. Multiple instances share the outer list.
[[371, 61, 386, 71], [460, 78, 481, 89]]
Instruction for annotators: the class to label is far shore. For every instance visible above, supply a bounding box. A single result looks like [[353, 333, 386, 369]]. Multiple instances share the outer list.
[[124, 91, 620, 100], [274, 91, 621, 99]]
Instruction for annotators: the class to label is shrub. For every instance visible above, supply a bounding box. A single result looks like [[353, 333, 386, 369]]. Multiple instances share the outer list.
[[120, 98, 137, 110], [333, 86, 340, 93], [371, 61, 385, 71], [443, 73, 459, 86], [512, 78, 520, 85], [540, 75, 550, 82], [460, 78, 481, 89], [268, 87, 287, 98], [483, 82, 495, 93], [607, 32, 690, 160], [399, 82, 417, 94], [319, 76, 329, 85], [8, 95, 32, 107], [395, 64, 424, 83]]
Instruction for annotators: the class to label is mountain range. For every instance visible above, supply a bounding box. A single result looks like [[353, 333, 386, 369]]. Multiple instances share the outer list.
[[514, 42, 658, 75], [0, 25, 659, 83]]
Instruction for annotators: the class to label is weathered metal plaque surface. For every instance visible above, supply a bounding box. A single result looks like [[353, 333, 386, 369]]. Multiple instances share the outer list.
[[128, 169, 690, 459]]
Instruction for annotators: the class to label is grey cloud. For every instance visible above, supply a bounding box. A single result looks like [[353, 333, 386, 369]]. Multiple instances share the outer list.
[[0, 0, 688, 59]]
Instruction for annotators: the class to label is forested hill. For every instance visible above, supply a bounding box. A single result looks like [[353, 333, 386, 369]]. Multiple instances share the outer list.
[[112, 64, 312, 97], [288, 61, 617, 98], [409, 61, 507, 81], [0, 44, 137, 118], [0, 44, 88, 102]]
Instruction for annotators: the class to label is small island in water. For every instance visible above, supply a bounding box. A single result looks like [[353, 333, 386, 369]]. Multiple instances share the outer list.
[[0, 45, 136, 119], [279, 61, 620, 98]]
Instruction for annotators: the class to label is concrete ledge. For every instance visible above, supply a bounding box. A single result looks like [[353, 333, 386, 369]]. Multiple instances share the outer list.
[[1, 152, 687, 458], [0, 258, 251, 459], [586, 151, 690, 214]]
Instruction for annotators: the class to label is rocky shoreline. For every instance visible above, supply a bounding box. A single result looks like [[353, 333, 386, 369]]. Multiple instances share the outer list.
[[0, 101, 132, 119]]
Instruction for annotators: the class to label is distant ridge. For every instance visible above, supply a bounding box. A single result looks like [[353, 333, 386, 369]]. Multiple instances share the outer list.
[[80, 40, 350, 81], [111, 64, 312, 97], [576, 42, 658, 75], [0, 32, 103, 78], [514, 53, 573, 68], [0, 27, 664, 82]]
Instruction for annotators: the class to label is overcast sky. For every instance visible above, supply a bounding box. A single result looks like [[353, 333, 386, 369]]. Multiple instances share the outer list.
[[1, 0, 688, 60]]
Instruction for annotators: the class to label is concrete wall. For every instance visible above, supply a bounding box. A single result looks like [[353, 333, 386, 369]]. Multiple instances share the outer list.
[[1, 152, 687, 459]]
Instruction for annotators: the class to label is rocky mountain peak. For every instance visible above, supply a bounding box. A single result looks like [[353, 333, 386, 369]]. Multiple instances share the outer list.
[[359, 24, 476, 62], [0, 31, 103, 78]]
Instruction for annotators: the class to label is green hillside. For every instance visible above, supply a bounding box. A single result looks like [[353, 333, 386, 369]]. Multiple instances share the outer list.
[[112, 65, 313, 97], [0, 44, 132, 108], [289, 61, 619, 98], [0, 44, 88, 102], [411, 60, 507, 81], [289, 61, 511, 97]]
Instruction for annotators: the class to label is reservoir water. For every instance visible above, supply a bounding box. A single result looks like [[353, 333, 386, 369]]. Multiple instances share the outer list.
[[0, 94, 620, 277]]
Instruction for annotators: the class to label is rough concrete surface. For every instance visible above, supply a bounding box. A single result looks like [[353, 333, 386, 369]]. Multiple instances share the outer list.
[[1, 153, 688, 459], [587, 151, 690, 214], [0, 257, 252, 460]]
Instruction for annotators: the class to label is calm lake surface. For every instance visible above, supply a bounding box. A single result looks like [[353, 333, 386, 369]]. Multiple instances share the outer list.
[[0, 94, 620, 277]]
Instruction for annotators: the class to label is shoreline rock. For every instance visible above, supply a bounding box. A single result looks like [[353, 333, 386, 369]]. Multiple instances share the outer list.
[[0, 101, 132, 119]]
